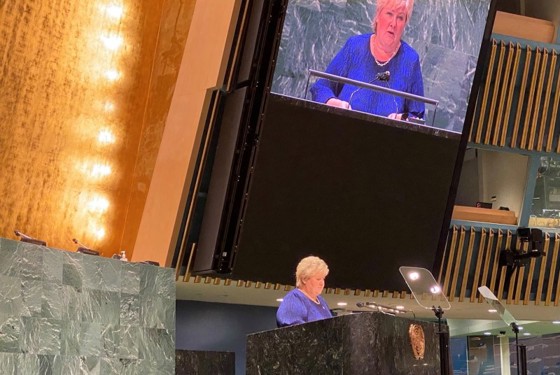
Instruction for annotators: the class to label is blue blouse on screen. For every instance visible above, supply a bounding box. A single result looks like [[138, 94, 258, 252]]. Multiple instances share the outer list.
[[276, 288, 332, 327], [310, 33, 425, 119]]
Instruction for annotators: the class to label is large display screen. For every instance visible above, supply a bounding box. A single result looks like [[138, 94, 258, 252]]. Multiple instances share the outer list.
[[271, 0, 492, 135], [188, 0, 497, 291]]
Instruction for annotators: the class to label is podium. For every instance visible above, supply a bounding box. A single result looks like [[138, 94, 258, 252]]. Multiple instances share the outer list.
[[246, 312, 442, 374]]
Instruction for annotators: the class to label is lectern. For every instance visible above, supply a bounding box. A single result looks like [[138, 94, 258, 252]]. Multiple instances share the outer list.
[[246, 312, 442, 374]]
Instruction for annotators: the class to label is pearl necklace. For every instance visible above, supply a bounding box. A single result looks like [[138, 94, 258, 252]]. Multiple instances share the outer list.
[[300, 289, 320, 304], [372, 35, 400, 67]]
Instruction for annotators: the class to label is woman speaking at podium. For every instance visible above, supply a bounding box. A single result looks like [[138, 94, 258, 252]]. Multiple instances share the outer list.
[[311, 0, 424, 121], [276, 256, 333, 327]]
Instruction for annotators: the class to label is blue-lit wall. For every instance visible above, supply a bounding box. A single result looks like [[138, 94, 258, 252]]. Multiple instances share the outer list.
[[0, 238, 175, 374], [176, 300, 277, 375]]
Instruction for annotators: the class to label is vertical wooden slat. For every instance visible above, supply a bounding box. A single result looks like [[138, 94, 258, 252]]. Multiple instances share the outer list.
[[475, 40, 498, 143], [534, 233, 550, 305], [555, 270, 560, 307], [485, 42, 507, 144], [479, 229, 495, 302], [490, 229, 504, 298], [548, 52, 560, 152], [509, 238, 525, 304], [459, 228, 476, 302], [539, 51, 556, 151], [501, 43, 522, 146], [523, 257, 537, 305], [513, 265, 524, 304], [545, 234, 560, 306], [493, 42, 515, 145], [449, 227, 467, 302], [471, 228, 487, 302], [497, 230, 512, 300], [442, 226, 459, 296], [520, 47, 542, 149], [511, 46, 532, 148], [528, 48, 548, 150]]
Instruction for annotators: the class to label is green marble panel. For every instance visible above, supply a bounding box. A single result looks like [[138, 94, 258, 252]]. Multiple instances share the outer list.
[[41, 281, 63, 320], [121, 262, 141, 295], [0, 274, 23, 315], [61, 321, 102, 357], [0, 314, 20, 352], [20, 317, 61, 355], [0, 240, 19, 277]]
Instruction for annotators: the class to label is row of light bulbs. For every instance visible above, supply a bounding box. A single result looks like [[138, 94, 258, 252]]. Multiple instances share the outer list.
[[81, 2, 126, 243]]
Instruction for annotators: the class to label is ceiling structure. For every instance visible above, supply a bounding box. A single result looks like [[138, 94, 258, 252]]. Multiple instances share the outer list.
[[176, 0, 560, 339]]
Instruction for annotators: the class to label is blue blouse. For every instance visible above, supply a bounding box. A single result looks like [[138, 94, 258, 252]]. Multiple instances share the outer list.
[[276, 288, 333, 327], [311, 33, 425, 119]]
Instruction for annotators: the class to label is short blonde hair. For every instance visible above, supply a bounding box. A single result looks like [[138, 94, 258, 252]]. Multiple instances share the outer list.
[[372, 0, 414, 33], [295, 256, 329, 288]]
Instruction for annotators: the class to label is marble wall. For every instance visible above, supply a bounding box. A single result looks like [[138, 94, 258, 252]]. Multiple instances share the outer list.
[[0, 238, 175, 374], [272, 0, 492, 132]]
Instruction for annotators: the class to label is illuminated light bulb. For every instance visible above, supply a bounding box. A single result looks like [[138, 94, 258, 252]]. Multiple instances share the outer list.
[[100, 4, 124, 20], [93, 226, 106, 240], [276, 298, 283, 302], [408, 272, 420, 281], [104, 69, 121, 81], [97, 130, 116, 144], [90, 163, 112, 178], [396, 305, 405, 310], [488, 309, 498, 313], [100, 34, 123, 51], [337, 302, 347, 307], [88, 196, 110, 213], [484, 332, 491, 336], [429, 285, 441, 294], [103, 101, 115, 112]]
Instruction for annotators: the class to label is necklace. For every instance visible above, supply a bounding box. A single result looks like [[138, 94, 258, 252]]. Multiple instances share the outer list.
[[300, 289, 320, 304], [371, 35, 400, 67]]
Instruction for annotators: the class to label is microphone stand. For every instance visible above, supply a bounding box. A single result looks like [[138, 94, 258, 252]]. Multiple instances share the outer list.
[[511, 323, 527, 375], [432, 306, 451, 375]]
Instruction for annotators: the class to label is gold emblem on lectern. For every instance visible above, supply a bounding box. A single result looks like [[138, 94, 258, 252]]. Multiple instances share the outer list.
[[408, 324, 425, 360]]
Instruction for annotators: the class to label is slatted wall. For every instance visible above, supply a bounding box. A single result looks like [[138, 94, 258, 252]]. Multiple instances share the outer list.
[[471, 39, 560, 151], [440, 225, 560, 305]]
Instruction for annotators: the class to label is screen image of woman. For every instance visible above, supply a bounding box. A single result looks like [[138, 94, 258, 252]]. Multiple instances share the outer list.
[[311, 0, 424, 121]]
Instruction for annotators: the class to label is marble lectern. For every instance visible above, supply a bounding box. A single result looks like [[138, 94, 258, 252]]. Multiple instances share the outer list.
[[246, 312, 441, 375]]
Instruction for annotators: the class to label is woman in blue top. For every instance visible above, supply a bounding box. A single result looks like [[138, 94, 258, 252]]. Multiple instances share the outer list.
[[276, 256, 332, 327], [311, 0, 424, 121]]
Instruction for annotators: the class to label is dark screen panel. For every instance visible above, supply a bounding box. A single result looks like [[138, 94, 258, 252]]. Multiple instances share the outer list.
[[230, 94, 460, 290]]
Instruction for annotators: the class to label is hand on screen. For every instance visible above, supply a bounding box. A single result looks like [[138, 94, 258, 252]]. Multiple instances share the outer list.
[[326, 98, 352, 110]]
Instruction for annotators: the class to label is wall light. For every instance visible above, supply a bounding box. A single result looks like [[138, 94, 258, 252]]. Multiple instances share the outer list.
[[100, 34, 123, 51], [101, 3, 124, 20], [104, 69, 121, 81], [97, 129, 116, 144]]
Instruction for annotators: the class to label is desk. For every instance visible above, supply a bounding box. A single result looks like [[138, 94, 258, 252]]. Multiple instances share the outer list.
[[452, 205, 517, 225]]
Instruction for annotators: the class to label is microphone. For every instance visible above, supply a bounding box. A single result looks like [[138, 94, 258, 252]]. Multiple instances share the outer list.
[[72, 238, 100, 256], [356, 301, 410, 314], [14, 230, 47, 246], [375, 71, 390, 82]]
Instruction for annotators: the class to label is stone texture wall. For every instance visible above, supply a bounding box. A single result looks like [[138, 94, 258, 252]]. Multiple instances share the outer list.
[[0, 238, 175, 374]]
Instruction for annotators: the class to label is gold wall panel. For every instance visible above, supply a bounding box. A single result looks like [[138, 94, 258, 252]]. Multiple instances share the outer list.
[[0, 0, 195, 256]]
